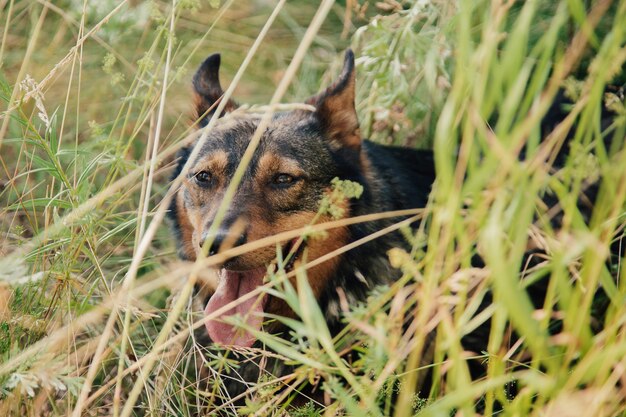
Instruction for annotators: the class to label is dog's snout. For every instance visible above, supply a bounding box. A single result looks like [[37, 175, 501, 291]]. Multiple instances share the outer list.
[[200, 230, 247, 256]]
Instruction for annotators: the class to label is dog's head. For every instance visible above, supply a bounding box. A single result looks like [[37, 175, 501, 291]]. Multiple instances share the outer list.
[[169, 50, 365, 347]]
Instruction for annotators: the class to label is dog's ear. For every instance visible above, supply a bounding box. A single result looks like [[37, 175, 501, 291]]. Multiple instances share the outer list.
[[307, 49, 360, 150], [193, 54, 238, 124]]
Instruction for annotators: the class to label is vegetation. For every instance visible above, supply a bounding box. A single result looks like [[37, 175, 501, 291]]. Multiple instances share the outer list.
[[1, 0, 625, 416]]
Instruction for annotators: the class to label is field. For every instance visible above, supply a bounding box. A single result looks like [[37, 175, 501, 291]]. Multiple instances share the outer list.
[[1, 0, 626, 416]]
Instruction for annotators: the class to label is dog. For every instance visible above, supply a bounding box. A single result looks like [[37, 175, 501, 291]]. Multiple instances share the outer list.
[[167, 49, 624, 411], [167, 49, 435, 407]]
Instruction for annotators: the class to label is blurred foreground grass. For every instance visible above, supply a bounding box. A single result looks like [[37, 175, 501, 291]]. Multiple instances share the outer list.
[[1, 0, 626, 416]]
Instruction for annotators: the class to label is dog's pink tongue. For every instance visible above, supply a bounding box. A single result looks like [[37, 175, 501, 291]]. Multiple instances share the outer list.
[[204, 269, 265, 347]]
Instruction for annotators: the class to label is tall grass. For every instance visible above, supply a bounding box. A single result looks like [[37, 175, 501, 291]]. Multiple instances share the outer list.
[[1, 0, 625, 416]]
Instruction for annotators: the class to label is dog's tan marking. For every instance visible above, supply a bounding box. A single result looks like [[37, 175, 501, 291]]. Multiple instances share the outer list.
[[256, 154, 304, 180], [263, 188, 351, 327], [179, 150, 231, 258], [175, 189, 197, 261], [188, 149, 229, 180]]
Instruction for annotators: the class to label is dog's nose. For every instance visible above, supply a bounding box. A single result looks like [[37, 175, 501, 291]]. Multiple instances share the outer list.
[[200, 230, 247, 256]]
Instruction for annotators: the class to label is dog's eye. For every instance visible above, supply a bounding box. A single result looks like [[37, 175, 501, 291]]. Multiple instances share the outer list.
[[194, 170, 212, 185], [272, 173, 295, 187]]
